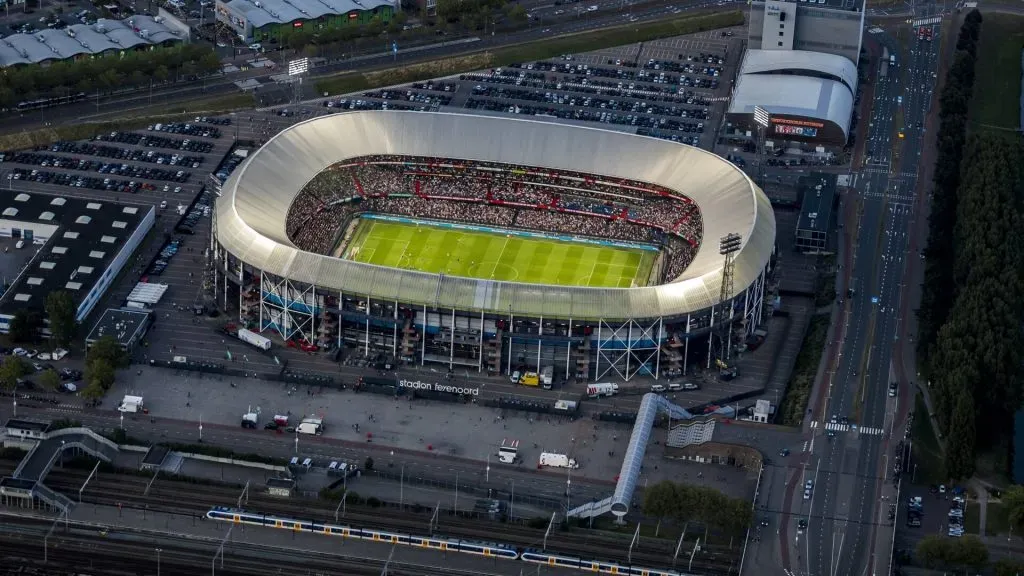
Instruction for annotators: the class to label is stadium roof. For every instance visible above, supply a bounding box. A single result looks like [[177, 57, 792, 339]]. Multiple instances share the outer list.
[[0, 16, 184, 67], [219, 0, 393, 29], [216, 111, 776, 321], [739, 49, 858, 93]]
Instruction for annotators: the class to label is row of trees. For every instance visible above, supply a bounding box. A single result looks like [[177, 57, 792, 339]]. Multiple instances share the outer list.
[[915, 534, 988, 570], [0, 334, 124, 404], [913, 9, 1024, 480], [642, 481, 752, 536], [0, 44, 220, 109], [916, 9, 982, 363], [928, 133, 1024, 479]]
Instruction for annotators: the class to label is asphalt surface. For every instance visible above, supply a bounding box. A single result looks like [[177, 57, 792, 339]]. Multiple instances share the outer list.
[[794, 18, 942, 576]]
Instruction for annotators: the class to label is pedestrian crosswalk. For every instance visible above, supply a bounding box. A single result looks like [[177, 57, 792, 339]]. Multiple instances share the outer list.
[[810, 420, 885, 436]]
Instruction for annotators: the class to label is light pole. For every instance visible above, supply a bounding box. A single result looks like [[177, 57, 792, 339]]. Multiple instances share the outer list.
[[198, 414, 203, 442], [156, 548, 162, 576], [753, 106, 770, 188]]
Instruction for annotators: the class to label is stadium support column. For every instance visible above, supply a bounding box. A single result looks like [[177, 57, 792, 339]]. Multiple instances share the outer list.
[[566, 318, 572, 381], [450, 308, 456, 370], [478, 309, 485, 373], [422, 304, 427, 366], [536, 315, 542, 374], [654, 320, 663, 380], [595, 321, 602, 380], [337, 293, 343, 349], [683, 315, 691, 376], [753, 106, 771, 190], [393, 301, 399, 357], [706, 305, 715, 370]]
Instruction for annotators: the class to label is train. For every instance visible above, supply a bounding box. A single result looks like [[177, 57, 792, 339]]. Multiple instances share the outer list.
[[206, 507, 696, 576]]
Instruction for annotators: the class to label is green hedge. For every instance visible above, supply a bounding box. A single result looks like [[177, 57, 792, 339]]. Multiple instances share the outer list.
[[778, 314, 831, 426]]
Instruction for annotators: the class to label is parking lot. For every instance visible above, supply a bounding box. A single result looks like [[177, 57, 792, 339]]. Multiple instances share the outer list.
[[307, 30, 741, 151]]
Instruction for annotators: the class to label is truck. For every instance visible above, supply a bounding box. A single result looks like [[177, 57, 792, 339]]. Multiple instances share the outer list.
[[520, 372, 539, 386], [498, 439, 519, 464], [553, 399, 578, 412], [297, 417, 323, 435], [118, 395, 144, 413], [241, 411, 258, 429], [237, 328, 272, 351], [586, 383, 619, 398], [539, 452, 579, 469], [540, 366, 554, 389]]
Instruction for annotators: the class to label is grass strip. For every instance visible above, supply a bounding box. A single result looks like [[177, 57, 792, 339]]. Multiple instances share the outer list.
[[317, 11, 743, 96]]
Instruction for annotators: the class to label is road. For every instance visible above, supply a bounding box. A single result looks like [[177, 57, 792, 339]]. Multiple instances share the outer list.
[[1, 0, 745, 134], [794, 17, 942, 576]]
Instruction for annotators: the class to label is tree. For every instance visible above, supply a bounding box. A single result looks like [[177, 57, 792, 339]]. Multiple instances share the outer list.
[[9, 309, 41, 343], [0, 356, 28, 392], [85, 359, 116, 392], [88, 335, 127, 369], [38, 369, 61, 392], [1004, 485, 1024, 529], [45, 290, 76, 348], [80, 380, 105, 406], [956, 535, 989, 569]]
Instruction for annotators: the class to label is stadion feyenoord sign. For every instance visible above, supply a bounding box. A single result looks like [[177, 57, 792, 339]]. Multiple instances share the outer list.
[[399, 379, 480, 396]]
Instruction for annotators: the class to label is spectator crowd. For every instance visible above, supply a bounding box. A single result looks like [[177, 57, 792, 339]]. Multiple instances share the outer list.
[[286, 155, 706, 281]]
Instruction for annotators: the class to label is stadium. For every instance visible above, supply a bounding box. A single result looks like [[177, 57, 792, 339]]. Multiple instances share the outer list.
[[213, 110, 777, 382]]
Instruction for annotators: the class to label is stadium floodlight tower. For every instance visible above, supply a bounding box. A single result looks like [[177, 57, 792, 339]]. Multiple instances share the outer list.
[[753, 106, 771, 188], [717, 232, 743, 363], [288, 57, 309, 105]]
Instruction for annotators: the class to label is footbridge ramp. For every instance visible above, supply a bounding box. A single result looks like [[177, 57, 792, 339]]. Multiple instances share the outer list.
[[568, 393, 693, 519], [13, 428, 119, 482]]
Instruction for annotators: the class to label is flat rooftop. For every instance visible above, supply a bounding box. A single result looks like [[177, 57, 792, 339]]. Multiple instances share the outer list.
[[141, 445, 170, 468], [796, 172, 837, 233], [4, 418, 51, 433], [86, 308, 152, 348], [0, 193, 151, 320], [754, 0, 863, 11]]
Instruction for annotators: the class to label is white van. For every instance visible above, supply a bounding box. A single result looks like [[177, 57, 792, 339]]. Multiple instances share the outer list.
[[651, 384, 666, 393], [668, 382, 682, 391], [15, 240, 24, 249]]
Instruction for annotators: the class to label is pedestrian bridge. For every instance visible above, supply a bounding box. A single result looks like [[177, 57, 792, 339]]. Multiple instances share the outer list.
[[3, 426, 119, 512], [568, 393, 694, 520]]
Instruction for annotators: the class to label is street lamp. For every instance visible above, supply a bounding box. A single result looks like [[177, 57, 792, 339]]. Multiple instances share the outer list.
[[753, 105, 771, 188], [156, 548, 162, 576]]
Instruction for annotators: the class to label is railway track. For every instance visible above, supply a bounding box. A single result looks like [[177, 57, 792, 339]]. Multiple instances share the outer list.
[[5, 463, 739, 574], [0, 515, 464, 576]]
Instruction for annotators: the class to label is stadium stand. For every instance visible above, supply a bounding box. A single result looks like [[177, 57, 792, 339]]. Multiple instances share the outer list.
[[287, 156, 703, 283]]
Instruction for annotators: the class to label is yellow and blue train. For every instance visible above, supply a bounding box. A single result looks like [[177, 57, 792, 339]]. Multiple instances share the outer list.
[[206, 507, 696, 576]]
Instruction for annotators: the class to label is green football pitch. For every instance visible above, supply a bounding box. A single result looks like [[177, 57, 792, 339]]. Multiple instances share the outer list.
[[342, 220, 658, 288]]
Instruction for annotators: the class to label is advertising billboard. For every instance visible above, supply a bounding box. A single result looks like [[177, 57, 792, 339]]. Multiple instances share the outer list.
[[775, 124, 818, 137]]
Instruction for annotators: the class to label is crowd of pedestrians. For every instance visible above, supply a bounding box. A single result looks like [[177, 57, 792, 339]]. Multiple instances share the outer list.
[[285, 155, 707, 280]]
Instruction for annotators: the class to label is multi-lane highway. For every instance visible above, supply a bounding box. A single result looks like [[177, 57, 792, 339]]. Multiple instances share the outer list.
[[796, 18, 942, 576]]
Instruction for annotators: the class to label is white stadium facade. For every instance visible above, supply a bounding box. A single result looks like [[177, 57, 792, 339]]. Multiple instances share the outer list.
[[212, 111, 777, 382]]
